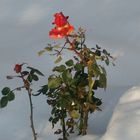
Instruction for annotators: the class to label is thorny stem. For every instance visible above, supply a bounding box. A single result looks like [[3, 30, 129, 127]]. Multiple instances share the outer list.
[[20, 73, 37, 140], [65, 37, 80, 55], [79, 109, 84, 135], [61, 117, 67, 140], [11, 86, 25, 92], [80, 34, 85, 49], [27, 89, 37, 140], [51, 35, 83, 56], [82, 111, 88, 135], [52, 40, 68, 56]]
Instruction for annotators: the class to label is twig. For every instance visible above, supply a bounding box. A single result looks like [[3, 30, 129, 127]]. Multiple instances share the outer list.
[[51, 41, 68, 56]]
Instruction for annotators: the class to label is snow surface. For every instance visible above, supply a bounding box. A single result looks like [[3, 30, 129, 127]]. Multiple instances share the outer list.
[[100, 86, 140, 140], [73, 86, 140, 140], [1, 86, 140, 140]]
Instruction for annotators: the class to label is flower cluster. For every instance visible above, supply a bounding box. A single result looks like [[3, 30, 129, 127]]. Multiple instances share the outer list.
[[49, 12, 74, 39]]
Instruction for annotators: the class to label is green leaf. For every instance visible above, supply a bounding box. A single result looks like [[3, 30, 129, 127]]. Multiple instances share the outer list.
[[93, 64, 101, 76], [49, 117, 53, 122], [58, 98, 68, 108], [74, 63, 83, 71], [105, 57, 109, 65], [69, 110, 80, 119], [0, 96, 8, 108], [62, 70, 72, 83], [54, 129, 62, 134], [47, 88, 56, 95], [48, 77, 62, 88], [51, 107, 57, 115], [96, 99, 102, 106], [71, 72, 82, 86], [74, 56, 79, 61], [2, 87, 10, 95], [27, 67, 44, 76], [52, 117, 59, 126], [103, 49, 108, 55], [32, 74, 39, 81], [27, 66, 34, 71], [53, 44, 61, 48], [59, 95, 72, 109], [35, 69, 44, 76], [99, 73, 107, 89], [95, 50, 101, 56], [96, 44, 101, 49], [45, 44, 53, 51], [78, 73, 88, 86], [7, 91, 15, 101], [53, 65, 66, 72], [65, 59, 74, 67], [92, 96, 102, 106], [27, 74, 33, 83], [38, 85, 48, 95], [54, 55, 62, 64], [100, 66, 107, 75], [38, 50, 45, 56], [92, 80, 98, 90]]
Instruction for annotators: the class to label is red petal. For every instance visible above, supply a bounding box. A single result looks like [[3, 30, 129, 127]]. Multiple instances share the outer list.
[[53, 12, 68, 27], [49, 28, 64, 39], [49, 24, 74, 39]]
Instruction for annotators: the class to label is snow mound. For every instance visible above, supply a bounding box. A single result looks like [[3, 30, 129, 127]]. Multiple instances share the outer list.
[[74, 135, 100, 140], [101, 86, 140, 140]]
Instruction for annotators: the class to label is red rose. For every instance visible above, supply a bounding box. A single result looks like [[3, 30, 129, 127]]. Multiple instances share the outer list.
[[14, 64, 22, 73], [49, 12, 74, 39], [53, 12, 69, 27]]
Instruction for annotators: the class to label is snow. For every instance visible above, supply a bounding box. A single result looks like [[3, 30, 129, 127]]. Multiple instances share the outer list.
[[100, 86, 140, 140], [1, 86, 140, 140]]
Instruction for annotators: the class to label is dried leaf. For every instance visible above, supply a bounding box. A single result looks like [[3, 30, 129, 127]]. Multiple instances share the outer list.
[[54, 55, 62, 64], [38, 50, 45, 56]]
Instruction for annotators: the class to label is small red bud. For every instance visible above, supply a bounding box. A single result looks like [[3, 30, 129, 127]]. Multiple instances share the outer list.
[[14, 64, 22, 73]]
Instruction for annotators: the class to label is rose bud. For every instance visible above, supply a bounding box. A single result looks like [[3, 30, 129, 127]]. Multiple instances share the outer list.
[[14, 64, 22, 73]]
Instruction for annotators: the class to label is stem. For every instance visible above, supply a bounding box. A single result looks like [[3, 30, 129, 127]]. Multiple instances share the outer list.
[[78, 66, 86, 135], [52, 41, 68, 56], [61, 116, 67, 140], [82, 111, 88, 135], [20, 73, 37, 140], [11, 86, 25, 92], [79, 109, 84, 135], [27, 89, 37, 140], [66, 37, 80, 55]]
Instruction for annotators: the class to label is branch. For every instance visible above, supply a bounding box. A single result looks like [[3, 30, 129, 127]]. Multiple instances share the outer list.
[[51, 41, 68, 56], [11, 86, 25, 92]]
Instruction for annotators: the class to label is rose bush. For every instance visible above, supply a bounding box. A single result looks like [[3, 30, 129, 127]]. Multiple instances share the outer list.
[[38, 12, 115, 140]]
